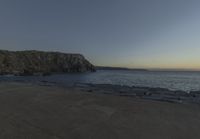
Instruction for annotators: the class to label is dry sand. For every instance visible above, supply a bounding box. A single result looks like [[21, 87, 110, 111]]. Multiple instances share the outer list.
[[0, 82, 200, 139]]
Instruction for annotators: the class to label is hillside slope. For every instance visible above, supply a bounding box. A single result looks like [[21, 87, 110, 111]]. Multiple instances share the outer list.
[[0, 50, 96, 75]]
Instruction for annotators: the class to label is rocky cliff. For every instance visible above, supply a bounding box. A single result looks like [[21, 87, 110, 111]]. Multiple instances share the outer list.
[[0, 50, 96, 75]]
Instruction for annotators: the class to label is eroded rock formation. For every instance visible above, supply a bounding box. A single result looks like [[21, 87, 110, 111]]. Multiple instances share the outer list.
[[0, 50, 96, 75]]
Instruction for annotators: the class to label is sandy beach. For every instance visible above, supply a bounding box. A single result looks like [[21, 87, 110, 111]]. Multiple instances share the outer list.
[[0, 82, 199, 139]]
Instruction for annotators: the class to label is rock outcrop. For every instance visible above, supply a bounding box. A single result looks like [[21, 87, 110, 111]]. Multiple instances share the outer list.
[[0, 50, 96, 75], [76, 83, 200, 104]]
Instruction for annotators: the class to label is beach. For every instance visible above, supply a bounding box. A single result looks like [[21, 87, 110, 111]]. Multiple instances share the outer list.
[[0, 82, 200, 139]]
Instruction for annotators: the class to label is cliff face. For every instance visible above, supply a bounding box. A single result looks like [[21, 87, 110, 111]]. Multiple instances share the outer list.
[[0, 50, 96, 75]]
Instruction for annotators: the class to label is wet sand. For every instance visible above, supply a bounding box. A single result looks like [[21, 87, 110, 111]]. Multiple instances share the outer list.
[[0, 82, 200, 139]]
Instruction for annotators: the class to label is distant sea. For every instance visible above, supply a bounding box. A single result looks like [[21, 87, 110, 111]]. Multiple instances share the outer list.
[[1, 70, 200, 92]]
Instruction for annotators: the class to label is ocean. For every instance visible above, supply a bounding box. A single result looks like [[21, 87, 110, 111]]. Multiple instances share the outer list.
[[0, 70, 200, 92]]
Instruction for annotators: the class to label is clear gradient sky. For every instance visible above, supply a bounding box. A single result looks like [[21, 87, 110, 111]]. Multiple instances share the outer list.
[[0, 0, 200, 69]]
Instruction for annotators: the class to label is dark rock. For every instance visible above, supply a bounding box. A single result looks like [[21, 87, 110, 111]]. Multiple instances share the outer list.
[[190, 91, 200, 97], [190, 91, 200, 95], [0, 50, 96, 75], [87, 89, 93, 92], [173, 91, 189, 97], [148, 87, 169, 92], [42, 72, 52, 76]]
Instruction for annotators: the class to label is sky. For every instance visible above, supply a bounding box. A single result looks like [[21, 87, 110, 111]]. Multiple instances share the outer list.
[[0, 0, 200, 69]]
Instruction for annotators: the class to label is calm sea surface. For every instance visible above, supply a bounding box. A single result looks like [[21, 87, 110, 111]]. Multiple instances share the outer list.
[[1, 70, 200, 92]]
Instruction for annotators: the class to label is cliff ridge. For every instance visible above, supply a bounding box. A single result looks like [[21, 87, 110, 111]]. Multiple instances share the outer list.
[[0, 50, 96, 75]]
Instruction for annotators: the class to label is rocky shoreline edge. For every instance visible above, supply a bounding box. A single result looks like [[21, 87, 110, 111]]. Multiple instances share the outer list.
[[33, 81, 200, 105]]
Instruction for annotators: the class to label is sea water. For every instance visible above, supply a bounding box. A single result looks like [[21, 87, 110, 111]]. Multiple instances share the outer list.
[[0, 70, 200, 92]]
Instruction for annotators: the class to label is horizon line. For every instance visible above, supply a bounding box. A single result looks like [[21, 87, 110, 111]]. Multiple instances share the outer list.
[[96, 65, 200, 72]]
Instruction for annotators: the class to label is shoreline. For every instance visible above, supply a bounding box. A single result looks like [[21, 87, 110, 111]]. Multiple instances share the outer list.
[[23, 80, 200, 105], [73, 83, 200, 105], [1, 80, 200, 105]]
